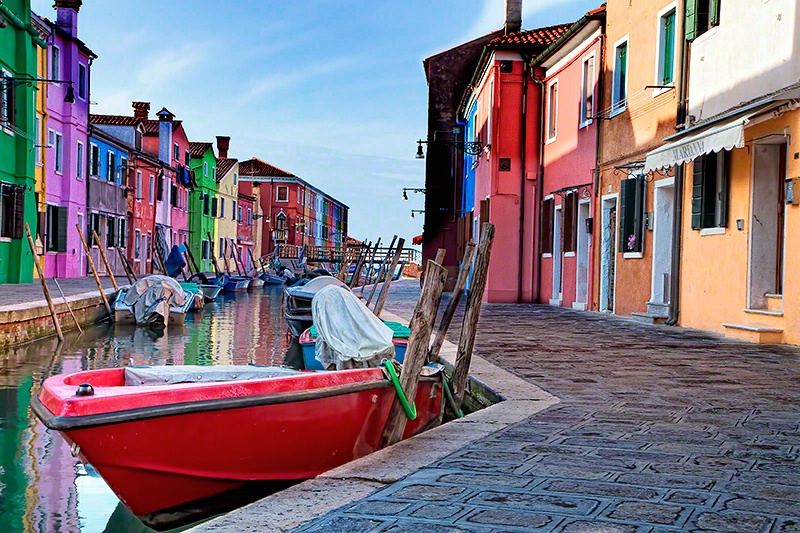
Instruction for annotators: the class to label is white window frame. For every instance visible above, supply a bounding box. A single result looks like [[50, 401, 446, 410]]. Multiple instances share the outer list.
[[119, 156, 127, 185], [203, 161, 208, 177], [77, 62, 87, 101], [149, 174, 155, 205], [653, 2, 678, 96], [76, 141, 84, 180], [220, 197, 225, 218], [276, 186, 289, 202], [580, 53, 596, 128], [89, 143, 99, 176], [173, 143, 179, 162], [233, 172, 237, 185], [546, 78, 558, 143], [50, 44, 60, 80], [136, 170, 143, 200], [54, 131, 64, 174], [107, 150, 116, 181], [134, 229, 141, 260], [611, 35, 629, 117]]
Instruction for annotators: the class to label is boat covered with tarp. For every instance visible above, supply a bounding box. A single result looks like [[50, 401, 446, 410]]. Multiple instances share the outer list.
[[113, 275, 194, 327], [282, 275, 349, 336]]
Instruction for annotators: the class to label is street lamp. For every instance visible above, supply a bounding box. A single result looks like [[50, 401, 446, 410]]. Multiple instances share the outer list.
[[414, 127, 483, 159], [402, 187, 426, 201], [410, 210, 425, 219]]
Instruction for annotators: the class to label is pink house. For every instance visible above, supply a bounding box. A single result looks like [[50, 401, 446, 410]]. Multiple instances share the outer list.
[[536, 6, 605, 310], [460, 22, 570, 302]]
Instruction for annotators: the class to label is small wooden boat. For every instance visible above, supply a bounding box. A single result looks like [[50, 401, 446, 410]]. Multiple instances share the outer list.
[[113, 276, 194, 327], [260, 272, 284, 285], [198, 283, 223, 302], [178, 282, 205, 311], [299, 322, 410, 371], [283, 276, 350, 337], [248, 277, 265, 290], [223, 276, 251, 292], [187, 273, 227, 302], [31, 364, 444, 521]]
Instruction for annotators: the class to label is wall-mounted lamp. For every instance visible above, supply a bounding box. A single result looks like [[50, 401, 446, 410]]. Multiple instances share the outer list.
[[415, 135, 483, 159], [1, 76, 76, 103], [410, 209, 425, 219], [402, 187, 426, 201]]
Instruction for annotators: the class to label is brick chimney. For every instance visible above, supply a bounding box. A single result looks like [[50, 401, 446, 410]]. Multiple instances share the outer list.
[[505, 0, 522, 34], [54, 0, 82, 38], [216, 136, 231, 158], [132, 101, 150, 119], [156, 107, 175, 165]]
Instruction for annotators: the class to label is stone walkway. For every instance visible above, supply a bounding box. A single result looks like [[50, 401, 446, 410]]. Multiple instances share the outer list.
[[0, 276, 117, 310], [295, 281, 800, 532]]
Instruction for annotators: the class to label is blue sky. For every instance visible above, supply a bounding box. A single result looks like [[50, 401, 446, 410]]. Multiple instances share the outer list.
[[32, 0, 599, 245]]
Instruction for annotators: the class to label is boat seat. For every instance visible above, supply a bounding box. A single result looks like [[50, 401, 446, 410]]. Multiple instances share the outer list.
[[124, 365, 302, 386]]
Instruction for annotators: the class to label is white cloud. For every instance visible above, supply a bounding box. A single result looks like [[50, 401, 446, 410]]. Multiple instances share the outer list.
[[135, 42, 212, 92], [460, 0, 579, 43], [238, 57, 358, 104]]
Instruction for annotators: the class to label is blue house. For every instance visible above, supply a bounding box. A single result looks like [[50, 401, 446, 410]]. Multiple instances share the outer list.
[[87, 125, 131, 276]]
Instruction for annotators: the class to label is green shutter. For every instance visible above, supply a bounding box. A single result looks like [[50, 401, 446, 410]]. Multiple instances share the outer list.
[[56, 206, 68, 252], [633, 177, 645, 252], [710, 0, 720, 26], [719, 152, 729, 227], [691, 157, 704, 229], [663, 12, 675, 85], [12, 186, 25, 239], [685, 0, 698, 41], [619, 179, 629, 248]]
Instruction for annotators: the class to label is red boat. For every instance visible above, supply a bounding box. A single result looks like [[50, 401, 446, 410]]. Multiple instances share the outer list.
[[32, 365, 444, 524]]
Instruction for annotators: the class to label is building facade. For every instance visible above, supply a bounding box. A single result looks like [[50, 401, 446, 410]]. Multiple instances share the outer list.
[[214, 137, 238, 273], [188, 141, 217, 273]]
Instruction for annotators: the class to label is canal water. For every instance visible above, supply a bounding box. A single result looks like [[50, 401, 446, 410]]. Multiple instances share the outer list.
[[0, 286, 299, 533]]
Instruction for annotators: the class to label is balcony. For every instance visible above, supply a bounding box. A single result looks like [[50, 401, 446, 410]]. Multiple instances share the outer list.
[[272, 229, 288, 242]]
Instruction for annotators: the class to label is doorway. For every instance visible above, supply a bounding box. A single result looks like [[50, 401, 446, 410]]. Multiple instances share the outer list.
[[749, 141, 787, 309], [551, 205, 562, 305], [575, 199, 590, 309], [600, 195, 618, 312], [650, 179, 674, 306]]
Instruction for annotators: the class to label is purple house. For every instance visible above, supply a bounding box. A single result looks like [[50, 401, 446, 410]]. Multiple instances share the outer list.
[[41, 0, 96, 278]]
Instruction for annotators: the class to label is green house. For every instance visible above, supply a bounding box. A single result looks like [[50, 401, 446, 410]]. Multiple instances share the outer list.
[[188, 141, 217, 272], [0, 1, 46, 283]]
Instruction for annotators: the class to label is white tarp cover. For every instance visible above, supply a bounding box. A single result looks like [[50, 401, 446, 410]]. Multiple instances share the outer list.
[[124, 365, 301, 386], [643, 112, 756, 173], [122, 275, 188, 326], [312, 285, 395, 370]]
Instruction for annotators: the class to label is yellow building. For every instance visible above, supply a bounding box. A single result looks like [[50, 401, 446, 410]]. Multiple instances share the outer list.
[[215, 148, 238, 274], [32, 15, 50, 277]]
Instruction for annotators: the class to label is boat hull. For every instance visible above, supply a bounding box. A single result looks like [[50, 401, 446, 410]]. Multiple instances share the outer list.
[[223, 278, 250, 292], [248, 278, 265, 290], [199, 284, 223, 302], [299, 328, 408, 371], [32, 367, 443, 518]]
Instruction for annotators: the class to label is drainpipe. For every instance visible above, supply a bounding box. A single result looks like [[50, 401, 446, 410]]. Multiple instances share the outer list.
[[517, 54, 530, 302], [592, 32, 606, 311], [666, 13, 689, 326], [531, 69, 546, 302]]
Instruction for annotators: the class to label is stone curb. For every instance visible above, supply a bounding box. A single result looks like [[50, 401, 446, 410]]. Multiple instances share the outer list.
[[192, 310, 560, 532]]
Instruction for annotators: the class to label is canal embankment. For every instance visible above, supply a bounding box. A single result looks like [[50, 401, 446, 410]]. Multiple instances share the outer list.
[[0, 278, 117, 347], [191, 305, 560, 532]]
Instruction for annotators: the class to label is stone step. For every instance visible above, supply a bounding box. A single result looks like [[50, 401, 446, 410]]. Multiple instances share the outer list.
[[645, 301, 669, 317], [722, 323, 783, 344], [631, 312, 668, 325]]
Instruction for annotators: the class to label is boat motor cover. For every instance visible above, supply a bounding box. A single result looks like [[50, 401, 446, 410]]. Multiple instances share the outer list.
[[122, 275, 188, 325], [312, 285, 395, 369]]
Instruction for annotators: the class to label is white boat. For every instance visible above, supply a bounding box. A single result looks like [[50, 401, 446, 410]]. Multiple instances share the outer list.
[[113, 276, 195, 328]]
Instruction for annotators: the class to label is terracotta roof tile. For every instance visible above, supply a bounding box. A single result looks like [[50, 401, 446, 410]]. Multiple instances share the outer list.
[[189, 142, 213, 158], [142, 119, 183, 135], [216, 158, 238, 181], [238, 158, 296, 178], [90, 114, 141, 126], [488, 23, 573, 48]]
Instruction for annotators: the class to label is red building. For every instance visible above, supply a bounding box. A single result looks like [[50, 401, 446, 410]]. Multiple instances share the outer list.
[[236, 190, 256, 271], [536, 7, 605, 309]]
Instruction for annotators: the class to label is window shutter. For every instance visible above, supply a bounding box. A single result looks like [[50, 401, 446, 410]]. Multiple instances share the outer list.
[[56, 206, 68, 252], [540, 198, 553, 254], [157, 174, 164, 201], [633, 177, 645, 252], [685, 0, 698, 41], [619, 179, 629, 247], [691, 157, 704, 229], [719, 152, 729, 227], [710, 0, 720, 26], [211, 197, 218, 217], [12, 186, 25, 239], [107, 217, 116, 247], [203, 194, 209, 215]]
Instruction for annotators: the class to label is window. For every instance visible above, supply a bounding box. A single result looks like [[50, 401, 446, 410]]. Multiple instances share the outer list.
[[232, 200, 237, 219], [170, 183, 178, 207], [107, 151, 116, 181], [146, 232, 152, 261], [136, 171, 143, 199], [45, 204, 67, 251], [657, 8, 676, 86], [134, 128, 143, 151], [203, 193, 209, 215], [233, 172, 237, 185], [238, 206, 242, 223], [691, 151, 729, 229], [212, 167, 216, 181], [76, 142, 84, 180], [35, 115, 41, 163], [211, 197, 218, 217], [276, 186, 288, 202], [173, 143, 179, 162], [90, 144, 99, 176], [546, 80, 558, 140], [247, 208, 252, 226], [580, 56, 595, 126], [0, 184, 23, 239], [119, 218, 127, 248], [107, 217, 116, 247], [276, 212, 287, 230], [203, 162, 208, 177], [202, 239, 209, 260], [156, 173, 163, 201], [90, 213, 102, 245], [185, 150, 190, 166], [119, 157, 127, 185], [78, 64, 86, 100], [53, 132, 63, 173], [619, 175, 645, 253], [611, 39, 628, 115], [1, 72, 15, 127], [563, 192, 578, 253], [51, 45, 60, 80], [220, 197, 225, 218], [134, 229, 141, 259], [686, 0, 720, 41], [149, 175, 155, 204]]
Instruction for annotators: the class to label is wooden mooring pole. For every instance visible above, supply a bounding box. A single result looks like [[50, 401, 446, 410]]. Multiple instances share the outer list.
[[92, 230, 119, 292], [24, 223, 64, 342], [380, 259, 447, 447], [207, 231, 222, 275], [428, 242, 475, 363], [115, 247, 135, 284], [52, 277, 82, 334], [452, 223, 495, 410], [359, 237, 381, 294], [76, 224, 112, 317], [366, 236, 397, 306], [373, 237, 405, 317]]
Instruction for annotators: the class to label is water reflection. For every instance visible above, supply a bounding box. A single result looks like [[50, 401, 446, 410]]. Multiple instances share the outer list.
[[0, 287, 292, 532]]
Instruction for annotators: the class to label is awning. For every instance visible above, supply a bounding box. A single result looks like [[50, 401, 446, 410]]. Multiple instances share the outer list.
[[643, 111, 760, 173]]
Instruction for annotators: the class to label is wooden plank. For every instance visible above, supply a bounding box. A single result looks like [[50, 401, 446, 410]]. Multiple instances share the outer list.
[[359, 237, 381, 294], [380, 259, 447, 447], [366, 235, 397, 305], [24, 223, 64, 341], [76, 224, 112, 317], [452, 223, 495, 410], [428, 242, 476, 363], [92, 230, 119, 292], [348, 241, 371, 288], [373, 237, 406, 317]]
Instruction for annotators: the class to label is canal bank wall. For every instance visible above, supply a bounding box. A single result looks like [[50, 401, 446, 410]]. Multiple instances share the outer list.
[[0, 283, 117, 348], [191, 309, 560, 532]]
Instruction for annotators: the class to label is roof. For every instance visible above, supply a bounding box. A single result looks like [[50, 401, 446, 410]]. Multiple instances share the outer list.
[[216, 157, 238, 180], [487, 23, 572, 48], [189, 142, 213, 158], [533, 6, 605, 68], [142, 120, 183, 135], [90, 114, 141, 127], [238, 158, 297, 178]]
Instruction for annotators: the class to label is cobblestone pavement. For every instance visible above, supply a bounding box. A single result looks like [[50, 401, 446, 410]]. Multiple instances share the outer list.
[[0, 276, 117, 308], [297, 280, 800, 532]]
